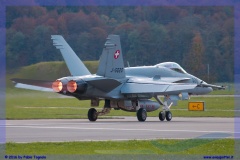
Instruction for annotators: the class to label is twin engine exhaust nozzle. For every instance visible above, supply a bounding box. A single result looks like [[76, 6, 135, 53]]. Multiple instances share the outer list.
[[52, 79, 87, 94], [52, 80, 63, 92]]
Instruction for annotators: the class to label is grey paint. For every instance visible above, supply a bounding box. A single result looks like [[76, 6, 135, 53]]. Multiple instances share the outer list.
[[97, 35, 126, 79]]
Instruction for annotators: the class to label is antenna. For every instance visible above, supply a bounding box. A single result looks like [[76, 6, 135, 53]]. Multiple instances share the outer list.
[[127, 61, 130, 67]]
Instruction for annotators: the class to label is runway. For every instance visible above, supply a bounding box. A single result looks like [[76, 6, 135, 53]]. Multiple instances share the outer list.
[[5, 117, 235, 143]]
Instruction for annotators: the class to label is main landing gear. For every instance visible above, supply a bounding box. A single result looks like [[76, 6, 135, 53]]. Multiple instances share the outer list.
[[88, 107, 111, 121], [88, 98, 173, 122], [88, 108, 98, 121], [137, 108, 147, 122], [88, 99, 111, 122]]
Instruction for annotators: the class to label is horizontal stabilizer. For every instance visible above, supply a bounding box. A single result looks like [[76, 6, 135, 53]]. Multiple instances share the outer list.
[[14, 83, 53, 92], [51, 35, 91, 76], [11, 78, 53, 92]]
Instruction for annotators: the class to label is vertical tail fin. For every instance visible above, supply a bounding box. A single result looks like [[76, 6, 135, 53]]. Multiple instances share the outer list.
[[51, 35, 91, 76], [97, 35, 125, 79]]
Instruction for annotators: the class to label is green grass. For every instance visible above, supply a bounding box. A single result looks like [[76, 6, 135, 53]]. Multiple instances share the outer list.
[[6, 139, 235, 155], [209, 89, 234, 95], [208, 82, 234, 95], [6, 87, 234, 119], [5, 139, 237, 160]]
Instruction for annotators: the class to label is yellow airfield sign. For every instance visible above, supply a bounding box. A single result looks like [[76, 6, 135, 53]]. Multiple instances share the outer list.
[[188, 102, 205, 111]]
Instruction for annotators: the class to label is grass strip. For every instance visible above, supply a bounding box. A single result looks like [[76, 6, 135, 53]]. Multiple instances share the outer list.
[[6, 139, 235, 155]]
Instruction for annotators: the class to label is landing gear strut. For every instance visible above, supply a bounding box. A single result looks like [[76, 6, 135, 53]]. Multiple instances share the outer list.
[[88, 99, 111, 122]]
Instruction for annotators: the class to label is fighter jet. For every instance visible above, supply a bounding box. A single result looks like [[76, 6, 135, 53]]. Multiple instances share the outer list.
[[12, 35, 225, 122]]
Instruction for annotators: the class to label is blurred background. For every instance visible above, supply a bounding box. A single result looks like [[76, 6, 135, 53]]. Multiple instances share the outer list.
[[6, 6, 234, 83]]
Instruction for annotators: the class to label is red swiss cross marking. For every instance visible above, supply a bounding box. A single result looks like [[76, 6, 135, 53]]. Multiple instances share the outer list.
[[114, 50, 120, 59]]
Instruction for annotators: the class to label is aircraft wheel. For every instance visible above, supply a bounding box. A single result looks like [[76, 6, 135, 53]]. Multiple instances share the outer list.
[[137, 108, 147, 122], [159, 111, 165, 121], [88, 108, 98, 121], [166, 111, 172, 121]]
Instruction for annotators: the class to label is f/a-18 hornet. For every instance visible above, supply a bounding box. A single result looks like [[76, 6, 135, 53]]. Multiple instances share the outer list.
[[12, 34, 225, 122]]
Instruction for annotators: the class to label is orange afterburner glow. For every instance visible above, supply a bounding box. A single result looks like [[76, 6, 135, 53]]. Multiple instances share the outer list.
[[67, 80, 77, 93], [52, 80, 63, 92]]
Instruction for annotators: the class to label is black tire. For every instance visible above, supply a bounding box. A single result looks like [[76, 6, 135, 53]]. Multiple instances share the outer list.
[[88, 108, 98, 121], [159, 111, 165, 121], [166, 111, 172, 121], [137, 108, 147, 122]]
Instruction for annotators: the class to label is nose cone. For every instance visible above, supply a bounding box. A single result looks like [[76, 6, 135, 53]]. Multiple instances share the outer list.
[[200, 81, 213, 94]]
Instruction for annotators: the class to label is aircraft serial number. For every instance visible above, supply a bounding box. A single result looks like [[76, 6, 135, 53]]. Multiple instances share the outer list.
[[110, 68, 124, 73]]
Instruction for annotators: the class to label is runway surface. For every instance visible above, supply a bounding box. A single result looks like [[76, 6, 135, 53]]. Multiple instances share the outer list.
[[6, 117, 235, 143]]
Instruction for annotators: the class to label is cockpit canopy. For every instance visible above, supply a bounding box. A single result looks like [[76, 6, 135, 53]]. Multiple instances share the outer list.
[[155, 62, 187, 74]]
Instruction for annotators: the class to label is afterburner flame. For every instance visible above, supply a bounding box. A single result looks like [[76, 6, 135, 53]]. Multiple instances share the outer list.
[[52, 80, 63, 92], [67, 80, 77, 93]]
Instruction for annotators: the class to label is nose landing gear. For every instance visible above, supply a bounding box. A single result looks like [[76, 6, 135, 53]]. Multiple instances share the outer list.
[[155, 95, 173, 122], [159, 111, 172, 121]]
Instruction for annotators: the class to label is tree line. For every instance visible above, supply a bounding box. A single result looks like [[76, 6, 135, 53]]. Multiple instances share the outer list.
[[6, 6, 234, 82]]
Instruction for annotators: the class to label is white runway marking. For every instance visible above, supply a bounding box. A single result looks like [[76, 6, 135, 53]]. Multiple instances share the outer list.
[[6, 125, 236, 134], [7, 123, 236, 134], [6, 117, 236, 142]]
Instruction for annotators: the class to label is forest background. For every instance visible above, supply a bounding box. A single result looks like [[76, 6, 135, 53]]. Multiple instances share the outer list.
[[6, 6, 234, 82]]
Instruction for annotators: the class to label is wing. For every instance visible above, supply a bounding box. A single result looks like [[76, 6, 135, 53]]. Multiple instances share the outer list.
[[11, 78, 53, 92], [121, 83, 196, 95], [121, 78, 197, 95], [160, 77, 191, 83]]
